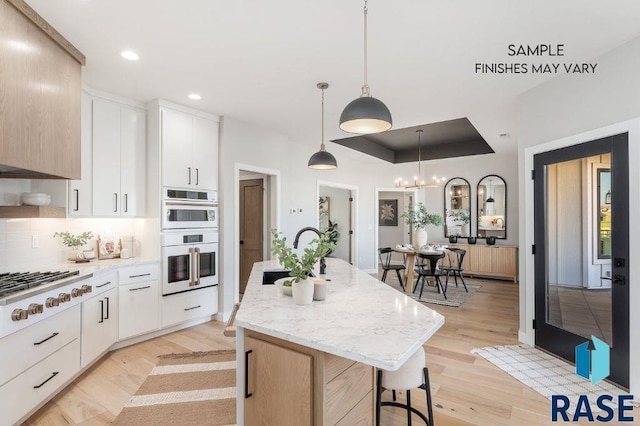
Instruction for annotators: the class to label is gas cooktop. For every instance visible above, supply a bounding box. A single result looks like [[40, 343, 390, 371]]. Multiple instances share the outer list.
[[0, 271, 80, 299]]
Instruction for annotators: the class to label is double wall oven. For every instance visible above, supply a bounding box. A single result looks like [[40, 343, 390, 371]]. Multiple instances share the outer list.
[[161, 189, 219, 296]]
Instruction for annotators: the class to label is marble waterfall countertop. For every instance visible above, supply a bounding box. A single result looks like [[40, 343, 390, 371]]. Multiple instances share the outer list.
[[235, 258, 445, 371]]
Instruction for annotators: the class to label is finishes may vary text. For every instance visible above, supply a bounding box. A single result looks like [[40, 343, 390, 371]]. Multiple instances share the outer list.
[[475, 44, 598, 74]]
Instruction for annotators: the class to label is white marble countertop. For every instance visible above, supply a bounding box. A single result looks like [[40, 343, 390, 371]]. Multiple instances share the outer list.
[[235, 258, 445, 371]]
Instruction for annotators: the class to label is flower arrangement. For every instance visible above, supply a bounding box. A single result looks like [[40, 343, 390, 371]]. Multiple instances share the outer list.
[[401, 203, 443, 229], [270, 229, 335, 285]]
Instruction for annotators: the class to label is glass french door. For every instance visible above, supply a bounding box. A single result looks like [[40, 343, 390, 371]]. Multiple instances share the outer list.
[[534, 133, 629, 388]]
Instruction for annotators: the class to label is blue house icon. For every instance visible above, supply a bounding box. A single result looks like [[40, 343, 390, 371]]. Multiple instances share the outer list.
[[576, 336, 610, 385]]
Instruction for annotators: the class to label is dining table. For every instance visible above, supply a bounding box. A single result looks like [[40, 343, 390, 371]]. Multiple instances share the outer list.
[[393, 245, 448, 293]]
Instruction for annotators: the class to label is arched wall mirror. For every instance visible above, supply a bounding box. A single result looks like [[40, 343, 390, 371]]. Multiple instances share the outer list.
[[444, 177, 471, 237], [477, 175, 507, 239]]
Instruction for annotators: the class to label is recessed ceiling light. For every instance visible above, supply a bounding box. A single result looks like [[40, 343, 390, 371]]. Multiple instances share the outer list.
[[121, 50, 139, 61], [188, 93, 202, 100]]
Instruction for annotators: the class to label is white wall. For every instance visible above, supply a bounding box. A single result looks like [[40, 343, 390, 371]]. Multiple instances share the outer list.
[[318, 186, 351, 262], [517, 35, 640, 393]]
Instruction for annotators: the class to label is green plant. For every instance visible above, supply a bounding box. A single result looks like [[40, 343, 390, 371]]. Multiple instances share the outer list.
[[270, 229, 335, 284], [321, 220, 339, 256], [448, 209, 470, 224], [401, 203, 443, 229], [53, 231, 94, 249]]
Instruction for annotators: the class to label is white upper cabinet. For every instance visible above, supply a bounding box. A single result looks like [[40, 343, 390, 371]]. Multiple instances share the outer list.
[[161, 107, 219, 191], [92, 97, 146, 217], [68, 90, 93, 217]]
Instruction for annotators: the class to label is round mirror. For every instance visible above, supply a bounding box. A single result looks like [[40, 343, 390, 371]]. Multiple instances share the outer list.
[[444, 177, 471, 238], [477, 175, 507, 239]]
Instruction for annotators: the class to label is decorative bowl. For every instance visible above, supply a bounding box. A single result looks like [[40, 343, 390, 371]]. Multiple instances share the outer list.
[[275, 277, 293, 296], [22, 192, 51, 206]]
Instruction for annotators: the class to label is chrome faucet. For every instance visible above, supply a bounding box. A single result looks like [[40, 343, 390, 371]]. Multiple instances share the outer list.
[[293, 227, 326, 274]]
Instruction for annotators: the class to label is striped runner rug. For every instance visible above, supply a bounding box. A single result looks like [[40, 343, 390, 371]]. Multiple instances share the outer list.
[[113, 349, 237, 426]]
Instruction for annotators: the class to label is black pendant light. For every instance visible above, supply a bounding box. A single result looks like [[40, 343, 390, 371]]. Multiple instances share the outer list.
[[339, 0, 392, 134], [486, 179, 495, 203], [309, 82, 338, 170]]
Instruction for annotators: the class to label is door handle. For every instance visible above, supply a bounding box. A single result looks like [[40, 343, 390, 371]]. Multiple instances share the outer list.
[[189, 247, 195, 286], [195, 247, 201, 285], [239, 240, 244, 245], [613, 275, 626, 285], [244, 349, 253, 398]]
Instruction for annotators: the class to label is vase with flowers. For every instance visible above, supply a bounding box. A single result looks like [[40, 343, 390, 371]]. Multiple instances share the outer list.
[[401, 203, 443, 249]]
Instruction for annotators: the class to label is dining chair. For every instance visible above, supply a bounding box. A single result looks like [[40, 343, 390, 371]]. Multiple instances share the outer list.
[[378, 247, 407, 291], [440, 248, 468, 293], [414, 252, 446, 300]]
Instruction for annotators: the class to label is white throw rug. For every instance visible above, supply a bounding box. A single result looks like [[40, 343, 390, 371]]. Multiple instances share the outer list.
[[471, 344, 639, 412]]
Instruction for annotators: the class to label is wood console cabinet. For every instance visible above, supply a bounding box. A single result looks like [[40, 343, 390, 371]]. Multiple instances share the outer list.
[[243, 330, 375, 425], [448, 244, 518, 282]]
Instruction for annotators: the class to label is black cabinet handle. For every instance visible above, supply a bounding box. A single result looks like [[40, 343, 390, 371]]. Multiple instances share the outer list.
[[33, 332, 59, 346], [129, 285, 151, 292], [114, 193, 118, 212], [124, 193, 128, 213], [184, 305, 201, 311], [99, 300, 104, 323], [188, 167, 192, 185], [244, 349, 253, 399], [73, 189, 79, 211], [129, 273, 151, 279], [96, 281, 111, 288], [195, 168, 199, 185], [105, 296, 110, 319], [34, 371, 59, 389]]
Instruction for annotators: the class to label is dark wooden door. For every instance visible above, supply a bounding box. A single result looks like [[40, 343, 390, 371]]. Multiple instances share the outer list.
[[240, 179, 264, 293]]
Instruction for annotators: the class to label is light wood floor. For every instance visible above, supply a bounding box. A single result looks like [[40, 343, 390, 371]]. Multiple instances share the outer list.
[[25, 277, 626, 425]]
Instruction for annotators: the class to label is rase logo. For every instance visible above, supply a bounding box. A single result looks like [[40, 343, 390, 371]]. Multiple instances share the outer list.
[[551, 336, 634, 422]]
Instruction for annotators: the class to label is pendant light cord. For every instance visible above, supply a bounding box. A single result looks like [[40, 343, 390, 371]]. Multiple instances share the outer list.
[[361, 0, 370, 97], [320, 87, 326, 151]]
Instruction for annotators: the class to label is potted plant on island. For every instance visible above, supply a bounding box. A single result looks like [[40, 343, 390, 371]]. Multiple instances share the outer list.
[[401, 203, 443, 249], [270, 229, 335, 305], [53, 231, 94, 262]]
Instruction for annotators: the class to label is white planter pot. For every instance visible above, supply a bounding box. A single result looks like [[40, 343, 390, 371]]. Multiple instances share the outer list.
[[292, 278, 314, 305], [414, 228, 428, 249]]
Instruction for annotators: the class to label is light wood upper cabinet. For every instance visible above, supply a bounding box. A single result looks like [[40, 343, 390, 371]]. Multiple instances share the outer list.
[[92, 98, 145, 217], [161, 107, 219, 190], [0, 0, 84, 178]]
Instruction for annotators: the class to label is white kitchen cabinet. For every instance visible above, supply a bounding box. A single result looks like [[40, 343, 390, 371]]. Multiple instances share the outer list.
[[161, 286, 218, 328], [161, 107, 219, 190], [118, 264, 160, 340], [67, 90, 93, 217], [92, 97, 146, 217], [81, 272, 118, 367]]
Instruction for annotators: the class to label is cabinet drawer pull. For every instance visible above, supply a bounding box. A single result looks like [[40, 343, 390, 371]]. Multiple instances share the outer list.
[[73, 189, 79, 211], [129, 273, 151, 279], [184, 305, 201, 311], [195, 168, 199, 185], [105, 296, 110, 319], [34, 371, 59, 389], [33, 332, 59, 346], [129, 285, 151, 292], [99, 300, 104, 323], [188, 167, 192, 185], [114, 193, 118, 212], [244, 349, 253, 399], [124, 193, 128, 213], [96, 281, 111, 288]]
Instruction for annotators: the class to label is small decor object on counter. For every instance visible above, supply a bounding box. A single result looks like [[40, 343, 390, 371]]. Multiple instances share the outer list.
[[97, 234, 122, 259], [448, 236, 458, 243], [275, 277, 293, 296], [22, 192, 51, 206], [467, 237, 477, 244], [313, 278, 327, 301], [53, 231, 94, 262], [486, 236, 497, 245], [270, 229, 335, 305], [401, 203, 443, 249]]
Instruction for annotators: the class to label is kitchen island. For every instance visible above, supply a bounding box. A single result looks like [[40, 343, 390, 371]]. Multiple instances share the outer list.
[[235, 258, 444, 425]]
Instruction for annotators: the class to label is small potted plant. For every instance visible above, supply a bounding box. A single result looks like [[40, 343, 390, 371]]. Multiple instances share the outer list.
[[401, 203, 443, 248], [270, 229, 335, 305], [53, 231, 94, 262]]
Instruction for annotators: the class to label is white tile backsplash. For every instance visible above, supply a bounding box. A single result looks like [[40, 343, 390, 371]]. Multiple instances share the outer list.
[[0, 218, 147, 273]]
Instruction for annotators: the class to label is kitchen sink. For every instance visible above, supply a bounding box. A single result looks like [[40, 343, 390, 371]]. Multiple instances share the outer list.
[[262, 269, 314, 284]]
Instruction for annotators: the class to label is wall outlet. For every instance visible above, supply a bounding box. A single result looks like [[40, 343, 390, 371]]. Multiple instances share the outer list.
[[32, 235, 39, 248]]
